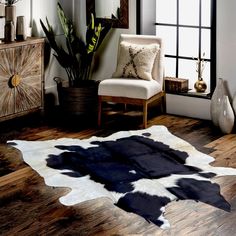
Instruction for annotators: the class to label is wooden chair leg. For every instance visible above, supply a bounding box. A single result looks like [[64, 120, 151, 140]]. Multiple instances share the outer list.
[[162, 93, 166, 113], [98, 96, 102, 127], [143, 101, 148, 128]]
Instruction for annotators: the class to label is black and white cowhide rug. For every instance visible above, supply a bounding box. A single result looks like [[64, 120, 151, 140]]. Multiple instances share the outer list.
[[8, 125, 236, 229]]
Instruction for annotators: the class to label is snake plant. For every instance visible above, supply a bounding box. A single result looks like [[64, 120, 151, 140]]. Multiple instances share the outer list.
[[40, 2, 111, 87]]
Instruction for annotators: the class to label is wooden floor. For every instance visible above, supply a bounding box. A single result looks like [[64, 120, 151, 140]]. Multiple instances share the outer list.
[[0, 108, 236, 236]]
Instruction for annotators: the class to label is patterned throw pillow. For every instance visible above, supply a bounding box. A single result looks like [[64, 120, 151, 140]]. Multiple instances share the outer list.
[[112, 42, 160, 81]]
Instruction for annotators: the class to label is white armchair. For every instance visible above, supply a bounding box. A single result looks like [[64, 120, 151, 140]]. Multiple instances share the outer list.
[[98, 34, 166, 128]]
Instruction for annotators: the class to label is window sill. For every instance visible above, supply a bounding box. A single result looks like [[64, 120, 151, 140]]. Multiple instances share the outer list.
[[166, 90, 212, 100]]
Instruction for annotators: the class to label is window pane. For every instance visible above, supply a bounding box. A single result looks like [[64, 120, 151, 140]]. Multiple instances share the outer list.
[[202, 0, 211, 27], [201, 29, 211, 59], [156, 26, 176, 55], [164, 58, 176, 77], [179, 28, 199, 58], [178, 59, 198, 90], [179, 0, 199, 26], [156, 0, 176, 24]]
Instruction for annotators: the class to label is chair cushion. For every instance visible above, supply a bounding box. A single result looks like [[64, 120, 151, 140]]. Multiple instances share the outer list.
[[112, 42, 160, 81], [98, 78, 162, 100]]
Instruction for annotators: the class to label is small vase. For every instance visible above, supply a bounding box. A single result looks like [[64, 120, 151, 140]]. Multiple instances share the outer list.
[[218, 95, 235, 134], [233, 92, 236, 115], [5, 5, 16, 39], [4, 20, 14, 42], [194, 78, 207, 93], [210, 78, 226, 126], [5, 5, 16, 27], [16, 16, 27, 41]]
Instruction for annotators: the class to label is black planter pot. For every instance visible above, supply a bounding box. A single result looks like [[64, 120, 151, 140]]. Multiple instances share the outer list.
[[55, 78, 99, 116]]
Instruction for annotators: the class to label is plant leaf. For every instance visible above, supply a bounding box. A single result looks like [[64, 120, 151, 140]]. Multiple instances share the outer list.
[[57, 2, 71, 38], [40, 18, 59, 52]]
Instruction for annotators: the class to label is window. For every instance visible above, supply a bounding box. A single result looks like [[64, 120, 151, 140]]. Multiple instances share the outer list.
[[155, 0, 216, 95]]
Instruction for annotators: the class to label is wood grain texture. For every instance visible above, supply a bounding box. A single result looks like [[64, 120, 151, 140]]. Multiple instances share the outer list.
[[0, 38, 44, 120], [0, 113, 236, 235]]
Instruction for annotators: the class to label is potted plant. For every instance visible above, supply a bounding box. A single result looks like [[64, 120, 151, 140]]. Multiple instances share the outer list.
[[40, 2, 111, 116]]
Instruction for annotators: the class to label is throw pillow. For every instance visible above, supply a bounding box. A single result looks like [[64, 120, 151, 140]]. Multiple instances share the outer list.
[[112, 42, 160, 81]]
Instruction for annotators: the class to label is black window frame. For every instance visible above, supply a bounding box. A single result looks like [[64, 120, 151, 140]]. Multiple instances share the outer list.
[[137, 0, 216, 97]]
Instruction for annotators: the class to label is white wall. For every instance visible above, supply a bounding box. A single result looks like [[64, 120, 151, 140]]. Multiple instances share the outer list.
[[140, 0, 156, 35], [17, 0, 72, 37], [217, 0, 236, 100], [16, 0, 73, 100], [166, 95, 211, 120]]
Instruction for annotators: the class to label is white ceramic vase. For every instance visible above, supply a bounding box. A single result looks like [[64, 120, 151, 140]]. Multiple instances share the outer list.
[[210, 78, 226, 126], [218, 95, 235, 134], [233, 92, 236, 115]]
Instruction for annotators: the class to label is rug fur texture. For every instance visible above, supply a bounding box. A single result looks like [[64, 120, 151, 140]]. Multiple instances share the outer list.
[[8, 125, 236, 229]]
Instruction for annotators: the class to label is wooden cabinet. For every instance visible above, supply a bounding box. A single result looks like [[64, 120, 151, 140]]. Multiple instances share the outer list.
[[0, 38, 44, 121]]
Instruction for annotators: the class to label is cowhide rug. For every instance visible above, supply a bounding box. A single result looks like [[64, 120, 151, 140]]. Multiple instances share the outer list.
[[8, 125, 236, 229]]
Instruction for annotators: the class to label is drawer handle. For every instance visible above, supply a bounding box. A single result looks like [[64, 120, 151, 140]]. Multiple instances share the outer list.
[[9, 74, 22, 88]]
